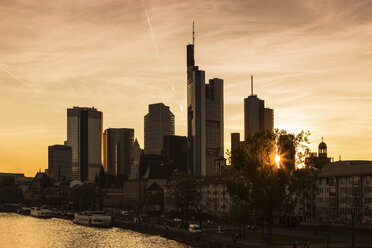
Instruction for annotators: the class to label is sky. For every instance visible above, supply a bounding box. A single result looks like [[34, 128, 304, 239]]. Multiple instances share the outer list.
[[1, 0, 372, 176]]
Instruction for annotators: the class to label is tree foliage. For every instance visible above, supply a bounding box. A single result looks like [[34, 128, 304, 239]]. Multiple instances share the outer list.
[[0, 176, 23, 203], [226, 129, 314, 242], [165, 173, 202, 227]]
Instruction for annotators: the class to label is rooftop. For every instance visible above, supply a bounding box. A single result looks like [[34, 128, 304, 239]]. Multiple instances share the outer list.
[[318, 160, 372, 177]]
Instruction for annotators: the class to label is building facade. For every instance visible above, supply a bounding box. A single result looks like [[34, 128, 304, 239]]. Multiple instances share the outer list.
[[144, 103, 175, 155], [103, 128, 134, 178], [164, 175, 231, 216], [48, 145, 72, 181], [187, 28, 224, 176], [66, 106, 102, 182], [314, 161, 372, 224]]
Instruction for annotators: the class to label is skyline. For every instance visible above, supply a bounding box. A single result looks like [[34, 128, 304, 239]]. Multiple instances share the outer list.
[[1, 0, 372, 176]]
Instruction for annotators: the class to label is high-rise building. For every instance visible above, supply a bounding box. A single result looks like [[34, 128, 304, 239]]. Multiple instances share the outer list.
[[187, 24, 224, 176], [144, 103, 175, 155], [48, 145, 72, 181], [129, 138, 143, 179], [244, 76, 274, 140], [231, 133, 241, 151], [103, 128, 134, 177], [67, 106, 102, 182], [163, 135, 187, 173]]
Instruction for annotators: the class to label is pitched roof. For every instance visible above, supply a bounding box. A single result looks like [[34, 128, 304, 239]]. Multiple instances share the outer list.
[[146, 182, 163, 192]]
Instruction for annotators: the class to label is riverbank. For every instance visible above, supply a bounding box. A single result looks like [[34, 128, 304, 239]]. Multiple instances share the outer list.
[[2, 208, 370, 247]]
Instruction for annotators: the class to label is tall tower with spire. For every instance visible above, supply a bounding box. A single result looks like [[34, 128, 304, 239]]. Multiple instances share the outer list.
[[244, 76, 274, 139], [187, 23, 224, 176]]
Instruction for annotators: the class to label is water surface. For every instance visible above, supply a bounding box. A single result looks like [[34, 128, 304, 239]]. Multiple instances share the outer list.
[[0, 213, 189, 248]]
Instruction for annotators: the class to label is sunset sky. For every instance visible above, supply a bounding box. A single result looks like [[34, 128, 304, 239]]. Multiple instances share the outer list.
[[1, 0, 372, 176]]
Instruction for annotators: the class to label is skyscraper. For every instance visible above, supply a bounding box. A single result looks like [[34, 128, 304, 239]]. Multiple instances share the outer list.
[[187, 24, 224, 176], [231, 133, 241, 151], [67, 106, 102, 182], [144, 103, 175, 155], [103, 128, 134, 177], [48, 144, 72, 181], [244, 76, 274, 140]]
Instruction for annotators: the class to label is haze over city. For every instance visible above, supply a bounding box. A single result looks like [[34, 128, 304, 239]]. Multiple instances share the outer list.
[[1, 0, 372, 176]]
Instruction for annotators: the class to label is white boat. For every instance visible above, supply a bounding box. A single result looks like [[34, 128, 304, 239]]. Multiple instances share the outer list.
[[30, 207, 52, 218], [73, 211, 111, 227]]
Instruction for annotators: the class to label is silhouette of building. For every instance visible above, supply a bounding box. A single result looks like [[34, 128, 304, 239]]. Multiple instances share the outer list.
[[231, 133, 241, 151], [187, 24, 224, 176], [129, 138, 143, 179], [163, 135, 187, 172], [48, 145, 72, 181], [244, 76, 274, 140], [308, 138, 332, 168], [144, 103, 175, 155], [103, 128, 134, 178], [66, 106, 102, 182], [139, 154, 166, 178]]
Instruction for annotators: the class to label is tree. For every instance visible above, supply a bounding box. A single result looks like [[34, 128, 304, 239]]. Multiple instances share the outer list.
[[227, 130, 312, 243], [0, 176, 23, 204], [165, 172, 202, 228]]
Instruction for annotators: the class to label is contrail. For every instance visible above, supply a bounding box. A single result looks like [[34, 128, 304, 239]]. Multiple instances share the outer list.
[[0, 64, 29, 86], [140, 0, 170, 71], [140, 0, 159, 58]]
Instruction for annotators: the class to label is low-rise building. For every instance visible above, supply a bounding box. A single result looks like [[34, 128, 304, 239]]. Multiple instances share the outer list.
[[314, 160, 372, 224], [164, 174, 231, 217]]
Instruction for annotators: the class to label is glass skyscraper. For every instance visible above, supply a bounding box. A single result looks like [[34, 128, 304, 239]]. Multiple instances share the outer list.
[[144, 103, 175, 155], [187, 27, 224, 176], [103, 128, 134, 178], [67, 106, 102, 182]]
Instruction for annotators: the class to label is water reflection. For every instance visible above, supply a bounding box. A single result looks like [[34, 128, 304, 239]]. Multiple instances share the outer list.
[[0, 213, 190, 248]]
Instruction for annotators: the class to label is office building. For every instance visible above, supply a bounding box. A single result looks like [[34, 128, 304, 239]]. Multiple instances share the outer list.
[[129, 138, 142, 179], [231, 133, 241, 151], [244, 76, 274, 140], [48, 145, 72, 181], [187, 24, 224, 176], [66, 106, 102, 182], [103, 128, 134, 177], [144, 103, 175, 155], [163, 135, 187, 173]]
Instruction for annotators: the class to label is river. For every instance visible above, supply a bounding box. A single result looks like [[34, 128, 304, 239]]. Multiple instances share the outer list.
[[0, 213, 190, 248]]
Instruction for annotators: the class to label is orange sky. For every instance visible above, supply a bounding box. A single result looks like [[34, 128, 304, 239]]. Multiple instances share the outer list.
[[1, 0, 372, 176]]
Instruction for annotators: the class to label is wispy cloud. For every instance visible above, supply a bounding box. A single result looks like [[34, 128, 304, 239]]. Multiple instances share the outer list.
[[0, 64, 29, 86]]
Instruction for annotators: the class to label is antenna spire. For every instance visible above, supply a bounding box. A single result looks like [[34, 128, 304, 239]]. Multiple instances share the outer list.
[[192, 21, 195, 45], [251, 75, 253, 95]]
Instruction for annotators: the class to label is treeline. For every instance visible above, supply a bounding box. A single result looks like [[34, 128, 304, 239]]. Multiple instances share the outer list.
[[0, 177, 23, 204]]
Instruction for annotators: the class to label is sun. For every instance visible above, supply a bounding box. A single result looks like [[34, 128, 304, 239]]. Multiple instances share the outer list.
[[275, 154, 281, 168]]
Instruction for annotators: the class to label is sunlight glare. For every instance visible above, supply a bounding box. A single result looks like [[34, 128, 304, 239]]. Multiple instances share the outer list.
[[275, 154, 280, 168]]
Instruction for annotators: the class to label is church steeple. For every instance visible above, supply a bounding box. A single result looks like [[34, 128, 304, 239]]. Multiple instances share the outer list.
[[318, 137, 328, 158]]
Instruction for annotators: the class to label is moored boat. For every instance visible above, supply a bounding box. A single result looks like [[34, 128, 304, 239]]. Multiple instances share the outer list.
[[73, 211, 111, 227], [30, 207, 52, 218], [18, 207, 31, 215]]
